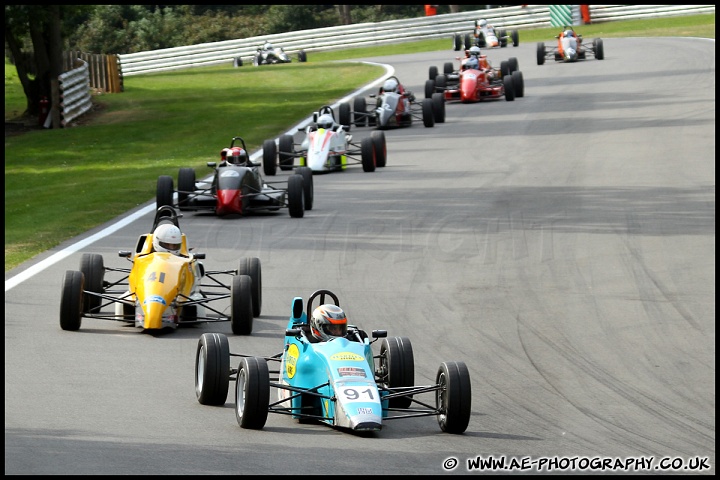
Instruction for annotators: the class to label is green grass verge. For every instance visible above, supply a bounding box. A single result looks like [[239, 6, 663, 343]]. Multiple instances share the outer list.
[[4, 13, 715, 272]]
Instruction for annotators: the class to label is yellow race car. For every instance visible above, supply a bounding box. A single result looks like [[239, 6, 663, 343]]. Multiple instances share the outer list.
[[59, 206, 260, 335]]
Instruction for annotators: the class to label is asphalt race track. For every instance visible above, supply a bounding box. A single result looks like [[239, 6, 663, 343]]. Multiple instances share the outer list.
[[5, 37, 715, 475]]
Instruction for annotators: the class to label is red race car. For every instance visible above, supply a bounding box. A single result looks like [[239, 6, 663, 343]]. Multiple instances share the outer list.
[[425, 47, 524, 103]]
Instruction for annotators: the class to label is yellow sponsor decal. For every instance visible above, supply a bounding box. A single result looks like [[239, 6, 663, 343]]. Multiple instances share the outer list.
[[330, 352, 365, 362], [286, 344, 299, 378]]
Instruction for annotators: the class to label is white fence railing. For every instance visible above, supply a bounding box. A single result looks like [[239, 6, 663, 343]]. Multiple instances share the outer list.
[[55, 59, 94, 127], [117, 5, 715, 77]]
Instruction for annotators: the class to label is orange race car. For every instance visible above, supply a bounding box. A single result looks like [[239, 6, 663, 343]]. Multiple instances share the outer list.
[[537, 26, 605, 64]]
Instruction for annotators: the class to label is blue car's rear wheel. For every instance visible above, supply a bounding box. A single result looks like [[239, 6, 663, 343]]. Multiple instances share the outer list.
[[235, 356, 270, 429], [195, 332, 230, 406], [378, 336, 415, 408]]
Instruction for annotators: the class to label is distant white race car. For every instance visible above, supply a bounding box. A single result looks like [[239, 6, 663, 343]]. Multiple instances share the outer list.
[[234, 42, 307, 67], [453, 18, 519, 50], [252, 42, 306, 66]]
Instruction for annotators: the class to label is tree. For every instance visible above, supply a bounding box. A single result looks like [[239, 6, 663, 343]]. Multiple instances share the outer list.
[[337, 5, 352, 25], [5, 5, 91, 127]]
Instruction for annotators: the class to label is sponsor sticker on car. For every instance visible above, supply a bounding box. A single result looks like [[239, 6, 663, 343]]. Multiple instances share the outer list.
[[331, 352, 365, 362], [144, 295, 167, 306], [337, 367, 367, 378]]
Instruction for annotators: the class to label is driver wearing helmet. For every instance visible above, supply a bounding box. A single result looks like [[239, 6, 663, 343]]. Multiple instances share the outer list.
[[152, 223, 183, 256], [562, 27, 576, 38], [309, 304, 348, 342], [316, 113, 334, 130], [263, 42, 273, 51], [477, 18, 488, 29], [382, 78, 399, 93], [464, 55, 479, 70], [222, 147, 249, 166], [466, 45, 490, 72]]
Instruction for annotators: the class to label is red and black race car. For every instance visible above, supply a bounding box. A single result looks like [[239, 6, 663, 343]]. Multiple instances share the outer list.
[[156, 136, 313, 218], [425, 48, 524, 103]]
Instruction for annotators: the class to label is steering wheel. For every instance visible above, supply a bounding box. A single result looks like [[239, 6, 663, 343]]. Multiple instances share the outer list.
[[318, 105, 335, 120], [153, 205, 181, 230], [306, 289, 340, 319]]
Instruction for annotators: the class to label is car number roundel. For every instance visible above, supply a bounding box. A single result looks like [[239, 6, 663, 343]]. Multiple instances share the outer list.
[[285, 344, 299, 378]]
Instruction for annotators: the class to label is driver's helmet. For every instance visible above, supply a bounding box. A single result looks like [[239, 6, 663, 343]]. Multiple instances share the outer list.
[[153, 223, 182, 255], [564, 29, 574, 37], [382, 78, 399, 93], [264, 42, 273, 50], [469, 46, 481, 57], [465, 56, 479, 70], [478, 19, 488, 28], [317, 114, 334, 129], [310, 304, 348, 341], [226, 147, 248, 165]]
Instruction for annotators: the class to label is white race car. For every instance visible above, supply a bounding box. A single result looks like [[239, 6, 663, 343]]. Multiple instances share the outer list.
[[454, 19, 519, 50], [262, 105, 386, 174], [251, 42, 307, 66]]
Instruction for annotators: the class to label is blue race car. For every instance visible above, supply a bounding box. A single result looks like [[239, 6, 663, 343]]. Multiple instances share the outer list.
[[194, 289, 472, 434]]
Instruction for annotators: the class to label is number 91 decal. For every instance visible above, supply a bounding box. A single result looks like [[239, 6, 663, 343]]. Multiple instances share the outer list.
[[338, 387, 376, 402]]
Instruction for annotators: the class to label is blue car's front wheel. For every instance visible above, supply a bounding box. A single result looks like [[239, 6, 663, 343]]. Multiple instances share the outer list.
[[436, 361, 471, 434]]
